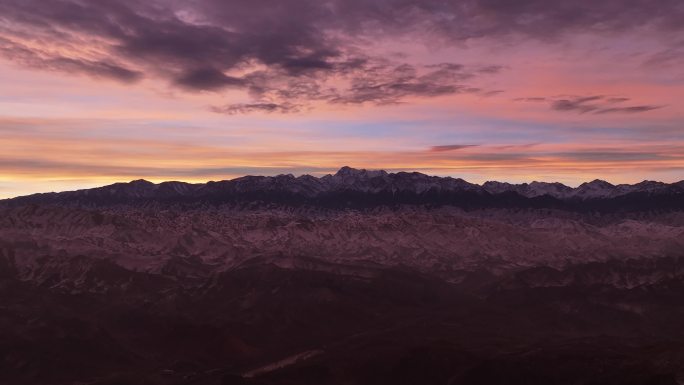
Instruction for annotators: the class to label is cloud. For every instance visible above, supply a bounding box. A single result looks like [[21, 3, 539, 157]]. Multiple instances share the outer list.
[[595, 106, 663, 114], [324, 62, 495, 105], [519, 95, 664, 115], [210, 102, 301, 115], [642, 40, 684, 68], [550, 96, 604, 113], [174, 68, 245, 91], [207, 60, 501, 113], [429, 144, 479, 152], [1, 0, 680, 111], [493, 143, 540, 151], [423, 0, 684, 40], [0, 36, 142, 83]]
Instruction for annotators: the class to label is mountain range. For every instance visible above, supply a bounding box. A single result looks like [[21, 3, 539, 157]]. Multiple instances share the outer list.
[[1, 167, 684, 384], [4, 167, 684, 211]]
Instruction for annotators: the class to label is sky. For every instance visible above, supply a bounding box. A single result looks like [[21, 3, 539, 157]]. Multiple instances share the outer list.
[[0, 0, 683, 198]]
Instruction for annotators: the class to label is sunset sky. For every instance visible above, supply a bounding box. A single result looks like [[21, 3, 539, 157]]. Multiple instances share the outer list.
[[1, 0, 683, 198]]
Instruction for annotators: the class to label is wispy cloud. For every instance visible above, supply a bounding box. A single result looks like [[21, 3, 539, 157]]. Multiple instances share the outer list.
[[429, 144, 479, 152], [0, 37, 142, 83], [518, 95, 664, 115], [210, 102, 301, 115]]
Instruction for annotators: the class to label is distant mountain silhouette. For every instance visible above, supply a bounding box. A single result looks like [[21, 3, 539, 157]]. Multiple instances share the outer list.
[[3, 167, 683, 212]]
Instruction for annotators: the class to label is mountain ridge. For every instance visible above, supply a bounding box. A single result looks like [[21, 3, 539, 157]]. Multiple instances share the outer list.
[[3, 167, 683, 211]]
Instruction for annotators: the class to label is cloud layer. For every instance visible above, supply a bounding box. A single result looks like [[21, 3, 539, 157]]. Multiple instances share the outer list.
[[1, 0, 682, 112]]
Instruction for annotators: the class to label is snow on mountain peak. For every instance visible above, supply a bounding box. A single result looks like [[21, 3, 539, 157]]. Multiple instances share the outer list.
[[334, 166, 388, 179]]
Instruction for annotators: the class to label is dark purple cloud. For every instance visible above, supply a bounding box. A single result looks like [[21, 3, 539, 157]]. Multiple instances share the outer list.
[[0, 0, 681, 110], [174, 68, 245, 91], [519, 95, 664, 115]]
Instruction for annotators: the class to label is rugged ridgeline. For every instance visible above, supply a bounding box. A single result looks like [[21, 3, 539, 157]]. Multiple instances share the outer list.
[[1, 168, 684, 385], [3, 166, 684, 211]]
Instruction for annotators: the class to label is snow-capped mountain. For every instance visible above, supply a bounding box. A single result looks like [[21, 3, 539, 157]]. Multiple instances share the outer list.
[[482, 180, 574, 198], [484, 178, 684, 200]]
